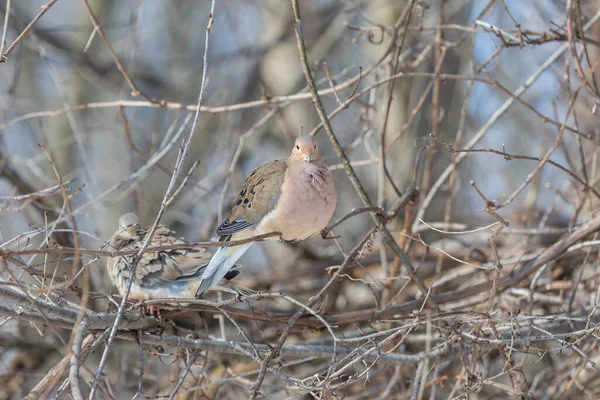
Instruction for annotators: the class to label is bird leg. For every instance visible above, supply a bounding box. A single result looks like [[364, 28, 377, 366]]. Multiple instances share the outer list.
[[148, 305, 162, 318]]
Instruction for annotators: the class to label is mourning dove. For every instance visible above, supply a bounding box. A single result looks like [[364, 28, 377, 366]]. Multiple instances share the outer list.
[[195, 135, 337, 297], [107, 213, 250, 315]]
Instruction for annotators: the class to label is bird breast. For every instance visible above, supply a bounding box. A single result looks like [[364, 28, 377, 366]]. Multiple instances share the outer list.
[[259, 160, 337, 241]]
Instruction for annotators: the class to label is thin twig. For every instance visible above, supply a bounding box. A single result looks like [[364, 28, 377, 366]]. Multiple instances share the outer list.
[[80, 0, 152, 101], [0, 231, 280, 258], [168, 351, 197, 400], [0, 0, 11, 55], [0, 0, 57, 62]]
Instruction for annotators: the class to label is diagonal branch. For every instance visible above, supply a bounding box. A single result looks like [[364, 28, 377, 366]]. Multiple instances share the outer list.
[[88, 1, 217, 398], [80, 0, 154, 102], [0, 0, 58, 62]]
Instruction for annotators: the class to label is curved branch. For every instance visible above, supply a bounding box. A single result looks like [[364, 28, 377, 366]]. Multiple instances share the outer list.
[[70, 317, 89, 400]]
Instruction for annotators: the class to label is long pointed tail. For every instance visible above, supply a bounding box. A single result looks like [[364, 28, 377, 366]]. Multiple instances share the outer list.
[[195, 244, 251, 297]]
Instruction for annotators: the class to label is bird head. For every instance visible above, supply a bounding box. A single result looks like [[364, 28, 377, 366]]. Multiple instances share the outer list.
[[291, 135, 319, 164], [117, 213, 142, 239]]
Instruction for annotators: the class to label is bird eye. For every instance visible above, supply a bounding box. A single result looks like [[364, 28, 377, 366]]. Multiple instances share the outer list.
[[314, 144, 317, 149], [296, 145, 300, 150]]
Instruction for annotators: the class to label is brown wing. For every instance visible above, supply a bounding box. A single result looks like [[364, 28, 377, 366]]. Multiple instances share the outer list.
[[217, 160, 287, 236], [112, 226, 211, 288]]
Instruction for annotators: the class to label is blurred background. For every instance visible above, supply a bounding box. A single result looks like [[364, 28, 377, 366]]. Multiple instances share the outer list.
[[1, 0, 600, 398]]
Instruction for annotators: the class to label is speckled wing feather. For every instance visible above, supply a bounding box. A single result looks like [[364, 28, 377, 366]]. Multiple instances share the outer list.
[[217, 160, 287, 236], [108, 226, 211, 289]]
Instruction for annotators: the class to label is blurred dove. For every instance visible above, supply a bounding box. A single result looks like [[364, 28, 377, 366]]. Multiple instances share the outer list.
[[195, 135, 337, 297], [107, 213, 250, 315]]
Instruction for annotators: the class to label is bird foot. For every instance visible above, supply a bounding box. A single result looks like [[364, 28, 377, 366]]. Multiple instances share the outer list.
[[148, 305, 162, 318]]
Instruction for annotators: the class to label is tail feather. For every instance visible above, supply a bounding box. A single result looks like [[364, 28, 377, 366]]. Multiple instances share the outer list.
[[195, 244, 251, 297]]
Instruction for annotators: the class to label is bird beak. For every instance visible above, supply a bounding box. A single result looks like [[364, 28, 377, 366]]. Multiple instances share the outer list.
[[304, 154, 312, 164]]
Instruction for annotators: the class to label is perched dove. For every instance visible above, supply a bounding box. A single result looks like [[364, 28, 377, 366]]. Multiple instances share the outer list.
[[107, 213, 250, 315], [195, 135, 337, 297]]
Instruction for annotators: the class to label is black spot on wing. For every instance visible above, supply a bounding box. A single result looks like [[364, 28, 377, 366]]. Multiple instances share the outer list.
[[224, 269, 240, 280]]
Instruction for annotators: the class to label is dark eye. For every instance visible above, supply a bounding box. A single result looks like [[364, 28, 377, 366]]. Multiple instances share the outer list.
[[296, 145, 300, 150], [314, 144, 317, 149]]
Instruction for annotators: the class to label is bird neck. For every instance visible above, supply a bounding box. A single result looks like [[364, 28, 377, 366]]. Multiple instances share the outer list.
[[288, 158, 327, 172]]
